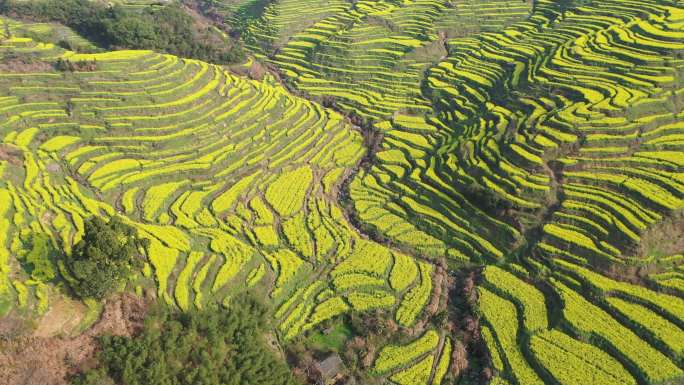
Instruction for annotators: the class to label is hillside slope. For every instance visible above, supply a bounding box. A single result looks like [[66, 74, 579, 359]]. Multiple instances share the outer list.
[[1, 1, 684, 384]]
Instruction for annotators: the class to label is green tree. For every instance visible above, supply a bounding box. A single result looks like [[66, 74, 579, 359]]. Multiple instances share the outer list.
[[1, 0, 245, 64], [64, 216, 147, 299], [105, 14, 157, 49], [72, 295, 299, 385]]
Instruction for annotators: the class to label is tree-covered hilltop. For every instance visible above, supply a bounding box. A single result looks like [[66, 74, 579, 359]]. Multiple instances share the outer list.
[[0, 0, 245, 63]]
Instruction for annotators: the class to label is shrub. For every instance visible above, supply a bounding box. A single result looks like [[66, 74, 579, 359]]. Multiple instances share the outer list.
[[24, 233, 56, 282]]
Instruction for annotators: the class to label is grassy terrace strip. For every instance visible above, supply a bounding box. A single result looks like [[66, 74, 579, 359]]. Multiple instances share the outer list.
[[395, 261, 433, 326], [389, 354, 434, 385], [553, 259, 684, 322], [552, 279, 683, 383], [530, 330, 637, 385], [265, 166, 313, 217], [606, 297, 684, 358], [0, 188, 13, 301], [482, 265, 548, 332], [433, 336, 452, 385], [373, 329, 439, 374], [648, 255, 684, 295], [479, 287, 544, 385]]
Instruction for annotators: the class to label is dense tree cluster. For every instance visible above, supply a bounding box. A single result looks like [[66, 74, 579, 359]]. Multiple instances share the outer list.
[[72, 295, 299, 385], [64, 216, 147, 299], [0, 0, 245, 64]]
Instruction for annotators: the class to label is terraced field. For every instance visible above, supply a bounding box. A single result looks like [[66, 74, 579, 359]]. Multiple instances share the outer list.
[[1, 0, 684, 384], [221, 0, 533, 122], [0, 23, 449, 379]]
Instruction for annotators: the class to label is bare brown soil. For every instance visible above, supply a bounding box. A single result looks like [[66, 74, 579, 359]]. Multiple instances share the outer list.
[[0, 293, 148, 385], [637, 212, 684, 260], [33, 297, 87, 338], [601, 212, 684, 284], [0, 58, 53, 73], [0, 144, 23, 166]]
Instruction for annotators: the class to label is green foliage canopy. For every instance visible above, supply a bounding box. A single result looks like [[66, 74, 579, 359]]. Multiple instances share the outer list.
[[1, 0, 245, 64], [73, 295, 299, 385], [64, 216, 147, 299]]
